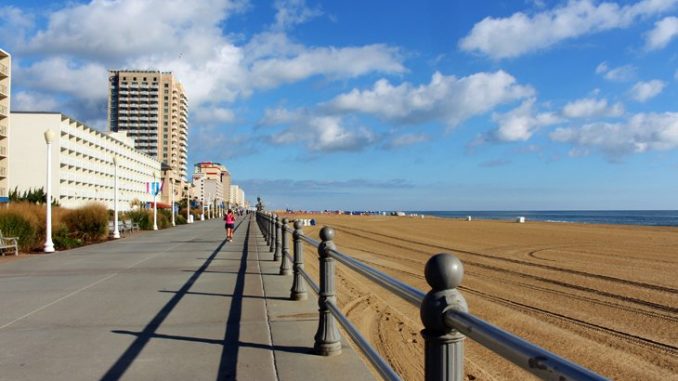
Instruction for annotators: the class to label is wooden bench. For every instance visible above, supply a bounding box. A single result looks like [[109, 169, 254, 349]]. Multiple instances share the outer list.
[[0, 230, 19, 256]]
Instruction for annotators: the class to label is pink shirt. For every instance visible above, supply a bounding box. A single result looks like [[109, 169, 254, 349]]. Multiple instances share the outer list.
[[226, 214, 235, 224]]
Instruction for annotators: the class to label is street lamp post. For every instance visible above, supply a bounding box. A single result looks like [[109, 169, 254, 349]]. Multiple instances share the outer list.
[[43, 129, 56, 253], [200, 192, 205, 221], [185, 186, 192, 223], [153, 171, 158, 230], [171, 180, 175, 227], [207, 193, 211, 219], [112, 156, 120, 239]]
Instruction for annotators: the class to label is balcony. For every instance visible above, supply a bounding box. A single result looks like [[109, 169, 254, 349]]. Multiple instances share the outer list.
[[0, 166, 6, 178], [0, 63, 7, 77], [0, 145, 7, 157], [0, 84, 7, 97], [0, 105, 6, 117], [0, 124, 6, 137]]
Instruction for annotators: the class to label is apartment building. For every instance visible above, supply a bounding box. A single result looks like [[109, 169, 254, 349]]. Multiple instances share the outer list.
[[194, 161, 231, 205], [10, 112, 161, 210], [107, 70, 188, 194], [0, 49, 10, 203]]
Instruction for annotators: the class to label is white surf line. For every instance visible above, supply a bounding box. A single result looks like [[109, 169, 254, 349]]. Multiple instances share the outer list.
[[0, 273, 118, 330]]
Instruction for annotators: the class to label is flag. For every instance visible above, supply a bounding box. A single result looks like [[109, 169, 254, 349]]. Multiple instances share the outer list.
[[147, 182, 162, 195]]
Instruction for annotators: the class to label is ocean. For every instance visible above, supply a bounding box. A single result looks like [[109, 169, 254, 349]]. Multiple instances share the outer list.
[[410, 210, 678, 227]]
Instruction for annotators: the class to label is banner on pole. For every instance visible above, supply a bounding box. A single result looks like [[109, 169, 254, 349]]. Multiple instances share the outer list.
[[146, 181, 162, 195]]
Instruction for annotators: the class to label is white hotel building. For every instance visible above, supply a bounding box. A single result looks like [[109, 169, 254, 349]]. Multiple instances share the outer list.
[[10, 112, 161, 210]]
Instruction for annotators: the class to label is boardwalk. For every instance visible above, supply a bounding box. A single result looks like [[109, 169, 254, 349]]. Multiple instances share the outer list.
[[0, 216, 373, 381]]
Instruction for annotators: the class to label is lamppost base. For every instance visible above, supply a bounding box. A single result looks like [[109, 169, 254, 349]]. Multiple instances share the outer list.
[[44, 244, 55, 253], [113, 231, 120, 239]]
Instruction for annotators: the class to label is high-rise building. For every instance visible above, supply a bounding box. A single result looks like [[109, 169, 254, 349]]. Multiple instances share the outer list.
[[0, 49, 10, 203], [107, 70, 188, 187]]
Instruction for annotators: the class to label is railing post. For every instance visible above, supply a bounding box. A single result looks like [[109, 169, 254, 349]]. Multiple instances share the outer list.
[[290, 220, 307, 300], [268, 213, 273, 246], [279, 218, 292, 275], [274, 215, 282, 261], [420, 253, 467, 381], [270, 214, 276, 253], [314, 226, 342, 356]]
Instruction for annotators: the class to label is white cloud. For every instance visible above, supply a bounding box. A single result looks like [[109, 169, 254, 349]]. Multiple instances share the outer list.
[[272, 0, 322, 31], [562, 97, 624, 118], [2, 0, 405, 127], [193, 107, 236, 124], [25, 0, 246, 61], [263, 109, 376, 152], [249, 44, 405, 89], [460, 0, 678, 59], [550, 112, 678, 155], [491, 98, 561, 141], [12, 91, 60, 111], [595, 62, 636, 81], [327, 70, 534, 129], [15, 57, 109, 100], [630, 80, 665, 102], [645, 16, 678, 49], [385, 133, 430, 148]]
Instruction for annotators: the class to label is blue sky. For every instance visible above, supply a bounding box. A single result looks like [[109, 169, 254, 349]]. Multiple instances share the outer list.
[[2, 0, 677, 210]]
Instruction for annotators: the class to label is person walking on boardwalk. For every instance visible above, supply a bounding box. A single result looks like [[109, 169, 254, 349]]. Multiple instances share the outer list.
[[224, 209, 235, 241]]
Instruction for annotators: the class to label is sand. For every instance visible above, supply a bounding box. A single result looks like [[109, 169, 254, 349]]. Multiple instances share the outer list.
[[282, 213, 678, 381]]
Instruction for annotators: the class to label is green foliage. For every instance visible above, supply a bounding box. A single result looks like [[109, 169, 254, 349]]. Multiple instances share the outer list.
[[127, 209, 152, 230], [9, 187, 60, 206], [52, 226, 82, 250], [0, 210, 39, 251], [175, 214, 187, 225], [62, 203, 109, 243]]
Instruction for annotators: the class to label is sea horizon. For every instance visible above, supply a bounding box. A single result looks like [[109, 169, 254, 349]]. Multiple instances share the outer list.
[[405, 210, 678, 227]]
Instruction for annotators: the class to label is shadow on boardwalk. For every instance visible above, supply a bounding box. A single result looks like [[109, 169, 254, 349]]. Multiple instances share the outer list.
[[102, 221, 249, 381]]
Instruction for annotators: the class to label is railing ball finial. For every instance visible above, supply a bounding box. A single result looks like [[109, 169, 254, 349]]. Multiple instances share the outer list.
[[421, 253, 467, 381], [293, 219, 303, 230], [424, 253, 464, 292], [319, 226, 335, 242]]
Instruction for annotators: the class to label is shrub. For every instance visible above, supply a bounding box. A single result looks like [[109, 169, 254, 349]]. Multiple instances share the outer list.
[[0, 210, 39, 251], [62, 203, 109, 243], [175, 214, 187, 225], [52, 225, 82, 250], [127, 209, 152, 230]]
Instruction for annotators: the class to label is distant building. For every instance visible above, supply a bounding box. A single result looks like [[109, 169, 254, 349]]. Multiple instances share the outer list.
[[0, 49, 10, 203], [229, 184, 245, 207], [194, 161, 230, 207], [107, 70, 188, 195], [10, 112, 161, 210]]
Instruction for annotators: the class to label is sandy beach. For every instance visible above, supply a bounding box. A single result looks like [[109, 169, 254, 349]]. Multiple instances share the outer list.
[[283, 213, 678, 380]]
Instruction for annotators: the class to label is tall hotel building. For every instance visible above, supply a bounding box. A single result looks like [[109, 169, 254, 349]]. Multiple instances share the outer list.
[[0, 49, 10, 203], [107, 70, 188, 203]]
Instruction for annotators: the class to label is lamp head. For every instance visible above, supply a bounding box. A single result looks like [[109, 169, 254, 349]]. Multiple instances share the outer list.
[[44, 129, 56, 143]]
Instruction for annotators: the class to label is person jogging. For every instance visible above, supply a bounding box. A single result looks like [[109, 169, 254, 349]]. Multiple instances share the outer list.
[[224, 209, 235, 241]]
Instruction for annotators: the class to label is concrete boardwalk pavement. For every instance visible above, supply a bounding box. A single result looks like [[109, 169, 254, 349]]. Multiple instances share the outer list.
[[0, 215, 374, 381]]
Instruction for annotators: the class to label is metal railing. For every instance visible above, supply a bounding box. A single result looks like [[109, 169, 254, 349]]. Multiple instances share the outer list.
[[256, 211, 608, 381]]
